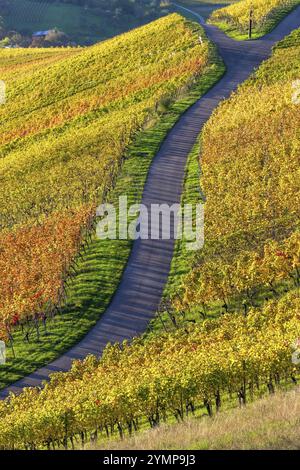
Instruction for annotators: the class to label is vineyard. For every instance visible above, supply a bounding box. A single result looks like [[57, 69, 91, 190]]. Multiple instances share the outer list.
[[97, 387, 300, 449], [209, 0, 300, 38], [0, 291, 299, 449], [171, 27, 300, 324], [0, 15, 214, 368], [0, 26, 299, 449], [0, 0, 166, 45]]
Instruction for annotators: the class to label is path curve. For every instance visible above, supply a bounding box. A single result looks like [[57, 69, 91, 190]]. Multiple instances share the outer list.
[[1, 5, 300, 398]]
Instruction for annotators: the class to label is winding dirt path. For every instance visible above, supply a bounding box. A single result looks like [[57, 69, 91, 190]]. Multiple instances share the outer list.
[[1, 5, 299, 398]]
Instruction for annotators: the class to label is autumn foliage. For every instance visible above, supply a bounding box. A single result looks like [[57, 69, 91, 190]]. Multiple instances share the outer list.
[[0, 14, 210, 341], [210, 0, 300, 37], [0, 27, 299, 450]]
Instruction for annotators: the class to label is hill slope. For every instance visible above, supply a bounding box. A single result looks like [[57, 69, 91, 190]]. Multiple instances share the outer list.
[[0, 15, 212, 378], [1, 22, 300, 440], [0, 0, 166, 44], [0, 6, 299, 453], [97, 388, 300, 450], [210, 0, 300, 39], [174, 27, 300, 324]]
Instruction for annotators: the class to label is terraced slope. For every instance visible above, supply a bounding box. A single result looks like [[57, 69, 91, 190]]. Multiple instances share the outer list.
[[175, 22, 300, 326], [1, 5, 299, 399]]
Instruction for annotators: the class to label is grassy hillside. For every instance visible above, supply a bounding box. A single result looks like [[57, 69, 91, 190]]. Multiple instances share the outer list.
[[0, 14, 224, 388], [209, 0, 300, 39], [179, 0, 236, 5], [0, 25, 299, 453], [1, 0, 165, 44], [97, 388, 300, 450], [172, 1, 237, 21], [0, 293, 300, 450], [162, 26, 300, 329], [0, 289, 299, 448]]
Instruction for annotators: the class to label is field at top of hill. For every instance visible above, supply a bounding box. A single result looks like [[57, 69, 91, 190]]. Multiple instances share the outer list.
[[0, 0, 168, 45], [209, 0, 300, 39], [0, 47, 81, 80], [0, 29, 299, 450]]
